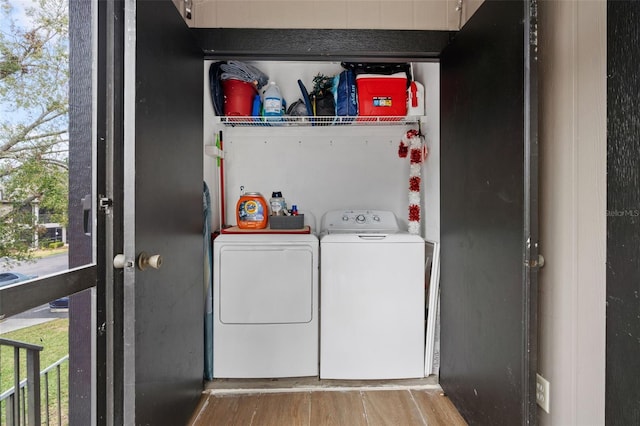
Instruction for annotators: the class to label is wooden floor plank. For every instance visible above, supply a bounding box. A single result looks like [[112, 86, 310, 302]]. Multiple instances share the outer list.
[[251, 392, 310, 426], [411, 390, 468, 426], [309, 391, 367, 426], [187, 393, 217, 425], [189, 393, 260, 425], [362, 390, 426, 426], [189, 388, 465, 426]]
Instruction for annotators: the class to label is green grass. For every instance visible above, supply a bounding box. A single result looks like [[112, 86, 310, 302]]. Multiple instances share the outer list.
[[31, 246, 69, 259], [0, 319, 69, 424]]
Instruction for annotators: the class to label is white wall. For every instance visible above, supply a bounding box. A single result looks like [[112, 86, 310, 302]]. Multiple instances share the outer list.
[[538, 1, 606, 424]]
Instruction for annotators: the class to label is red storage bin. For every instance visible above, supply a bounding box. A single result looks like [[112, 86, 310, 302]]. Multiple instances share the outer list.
[[356, 72, 408, 116]]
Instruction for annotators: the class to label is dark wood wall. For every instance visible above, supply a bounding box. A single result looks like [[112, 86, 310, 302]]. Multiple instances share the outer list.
[[607, 1, 640, 424]]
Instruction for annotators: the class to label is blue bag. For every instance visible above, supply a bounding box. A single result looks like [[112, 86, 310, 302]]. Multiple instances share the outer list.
[[333, 70, 358, 116]]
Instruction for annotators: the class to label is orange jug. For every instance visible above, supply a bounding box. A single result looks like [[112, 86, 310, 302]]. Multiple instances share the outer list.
[[236, 192, 268, 229]]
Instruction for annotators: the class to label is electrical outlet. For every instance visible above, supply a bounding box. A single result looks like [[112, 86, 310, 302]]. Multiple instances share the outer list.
[[536, 373, 550, 413]]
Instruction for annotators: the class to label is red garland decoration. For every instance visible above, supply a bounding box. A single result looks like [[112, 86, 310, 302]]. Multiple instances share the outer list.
[[399, 128, 428, 234], [409, 204, 421, 222], [398, 142, 408, 158], [409, 176, 421, 192], [410, 148, 423, 164], [406, 129, 420, 138]]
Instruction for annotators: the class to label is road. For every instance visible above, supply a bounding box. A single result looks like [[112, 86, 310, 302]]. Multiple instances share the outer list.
[[6, 252, 69, 277], [0, 253, 70, 334]]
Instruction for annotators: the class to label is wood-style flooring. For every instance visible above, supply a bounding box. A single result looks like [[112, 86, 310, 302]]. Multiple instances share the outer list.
[[188, 388, 467, 426]]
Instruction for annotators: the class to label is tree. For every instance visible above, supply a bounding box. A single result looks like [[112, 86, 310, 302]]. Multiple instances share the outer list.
[[0, 0, 69, 262]]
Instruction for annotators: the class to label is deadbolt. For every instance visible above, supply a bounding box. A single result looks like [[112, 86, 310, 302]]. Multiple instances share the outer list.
[[113, 254, 129, 269]]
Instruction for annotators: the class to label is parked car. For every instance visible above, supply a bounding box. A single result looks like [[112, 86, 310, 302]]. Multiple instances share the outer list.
[[0, 272, 37, 287], [49, 296, 69, 311]]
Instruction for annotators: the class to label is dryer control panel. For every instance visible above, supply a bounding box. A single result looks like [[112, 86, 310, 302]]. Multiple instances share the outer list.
[[321, 209, 400, 234]]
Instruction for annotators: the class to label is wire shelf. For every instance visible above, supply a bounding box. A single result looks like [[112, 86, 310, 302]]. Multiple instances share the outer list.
[[217, 116, 421, 127]]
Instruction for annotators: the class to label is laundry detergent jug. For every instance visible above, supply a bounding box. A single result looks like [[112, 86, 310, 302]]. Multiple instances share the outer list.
[[236, 192, 268, 229]]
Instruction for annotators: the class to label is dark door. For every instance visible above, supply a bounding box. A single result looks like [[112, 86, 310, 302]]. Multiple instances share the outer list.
[[439, 1, 538, 424], [606, 2, 640, 423], [0, 2, 99, 424], [115, 1, 204, 424]]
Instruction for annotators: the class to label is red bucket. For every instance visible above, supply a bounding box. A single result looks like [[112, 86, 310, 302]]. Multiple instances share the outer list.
[[222, 79, 257, 116]]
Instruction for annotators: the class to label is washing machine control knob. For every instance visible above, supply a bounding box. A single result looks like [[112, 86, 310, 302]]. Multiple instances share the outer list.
[[373, 215, 380, 222], [356, 214, 366, 224], [342, 215, 349, 221]]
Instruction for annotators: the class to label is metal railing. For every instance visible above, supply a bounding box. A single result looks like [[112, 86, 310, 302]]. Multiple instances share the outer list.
[[39, 356, 68, 426], [0, 338, 68, 426]]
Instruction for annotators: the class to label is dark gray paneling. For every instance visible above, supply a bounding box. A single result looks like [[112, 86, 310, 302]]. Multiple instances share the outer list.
[[606, 2, 640, 424], [68, 1, 94, 423], [439, 1, 537, 424], [191, 28, 452, 61], [132, 1, 204, 424]]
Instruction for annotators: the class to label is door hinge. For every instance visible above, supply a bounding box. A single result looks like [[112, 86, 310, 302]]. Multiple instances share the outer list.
[[184, 0, 192, 20], [525, 238, 544, 270], [529, 0, 539, 58], [99, 197, 113, 213], [526, 254, 545, 270]]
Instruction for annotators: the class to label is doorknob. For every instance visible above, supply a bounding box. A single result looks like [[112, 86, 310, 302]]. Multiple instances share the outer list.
[[137, 252, 163, 271]]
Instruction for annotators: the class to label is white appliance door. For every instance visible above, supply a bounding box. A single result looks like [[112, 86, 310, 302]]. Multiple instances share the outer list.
[[320, 238, 425, 379], [219, 245, 314, 324]]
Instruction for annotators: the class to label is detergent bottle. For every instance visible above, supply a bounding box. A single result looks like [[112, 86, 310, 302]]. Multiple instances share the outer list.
[[269, 191, 287, 216], [236, 192, 268, 229]]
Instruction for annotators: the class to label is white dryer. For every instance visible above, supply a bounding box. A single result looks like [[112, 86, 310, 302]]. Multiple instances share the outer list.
[[320, 209, 425, 379], [213, 233, 318, 378]]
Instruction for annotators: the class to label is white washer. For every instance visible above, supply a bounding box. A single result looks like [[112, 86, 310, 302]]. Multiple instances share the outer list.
[[213, 233, 318, 378], [320, 209, 425, 379]]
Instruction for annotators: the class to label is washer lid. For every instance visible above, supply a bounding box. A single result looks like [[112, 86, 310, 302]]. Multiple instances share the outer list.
[[320, 209, 400, 234], [320, 232, 424, 243]]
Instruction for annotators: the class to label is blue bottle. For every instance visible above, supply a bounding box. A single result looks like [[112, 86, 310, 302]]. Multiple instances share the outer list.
[[262, 82, 283, 117]]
